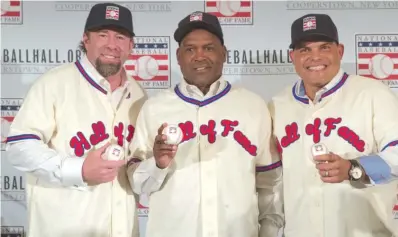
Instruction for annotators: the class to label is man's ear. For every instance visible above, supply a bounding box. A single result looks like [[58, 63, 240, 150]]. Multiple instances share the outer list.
[[222, 45, 227, 63], [176, 47, 181, 66], [337, 43, 345, 60], [82, 32, 91, 50], [289, 50, 295, 64]]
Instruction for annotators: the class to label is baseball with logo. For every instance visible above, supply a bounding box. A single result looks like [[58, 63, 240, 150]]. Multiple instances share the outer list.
[[204, 0, 253, 25], [125, 36, 171, 89], [356, 34, 398, 89]]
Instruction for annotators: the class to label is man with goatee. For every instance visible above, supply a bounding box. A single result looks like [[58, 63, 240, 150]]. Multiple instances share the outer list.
[[6, 3, 146, 237]]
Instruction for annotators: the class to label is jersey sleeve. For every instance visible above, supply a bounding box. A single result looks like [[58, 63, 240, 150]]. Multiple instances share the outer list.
[[127, 100, 170, 195], [358, 84, 398, 184], [6, 72, 86, 188], [255, 100, 284, 236], [7, 76, 56, 144]]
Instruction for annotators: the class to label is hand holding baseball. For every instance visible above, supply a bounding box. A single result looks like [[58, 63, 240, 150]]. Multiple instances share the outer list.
[[82, 142, 125, 185], [153, 123, 181, 169], [311, 143, 351, 183]]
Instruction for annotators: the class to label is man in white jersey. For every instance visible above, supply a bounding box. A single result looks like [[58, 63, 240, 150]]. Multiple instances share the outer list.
[[6, 3, 146, 237], [127, 11, 284, 237], [269, 13, 398, 237]]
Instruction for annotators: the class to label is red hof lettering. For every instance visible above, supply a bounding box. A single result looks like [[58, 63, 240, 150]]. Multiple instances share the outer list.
[[70, 121, 134, 156], [281, 122, 300, 147], [114, 123, 135, 146], [338, 126, 365, 152], [176, 119, 257, 156], [126, 125, 135, 142], [281, 117, 366, 152], [324, 117, 341, 136], [90, 121, 109, 145], [234, 131, 257, 156], [179, 121, 196, 142], [221, 119, 239, 137], [305, 118, 321, 143], [114, 122, 124, 146], [200, 120, 217, 143], [70, 132, 91, 157]]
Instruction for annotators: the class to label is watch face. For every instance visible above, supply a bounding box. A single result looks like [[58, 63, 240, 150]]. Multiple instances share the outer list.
[[351, 167, 363, 179]]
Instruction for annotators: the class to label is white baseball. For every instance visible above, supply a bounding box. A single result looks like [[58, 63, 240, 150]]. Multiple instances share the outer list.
[[1, 118, 10, 142], [216, 0, 241, 17], [162, 124, 183, 145], [135, 56, 159, 80], [369, 54, 394, 79], [310, 143, 329, 164], [103, 144, 125, 160]]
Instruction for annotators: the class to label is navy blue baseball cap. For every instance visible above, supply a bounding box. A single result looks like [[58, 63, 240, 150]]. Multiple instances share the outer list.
[[290, 13, 339, 49], [174, 11, 224, 45], [84, 3, 134, 36]]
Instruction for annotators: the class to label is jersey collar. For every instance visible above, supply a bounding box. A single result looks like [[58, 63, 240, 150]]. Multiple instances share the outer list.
[[174, 76, 231, 107], [292, 69, 349, 104], [75, 55, 130, 95]]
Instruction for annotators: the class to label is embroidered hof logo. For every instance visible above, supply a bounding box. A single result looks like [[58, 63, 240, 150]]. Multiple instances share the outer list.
[[105, 6, 119, 20], [1, 0, 23, 25], [190, 11, 203, 21], [125, 36, 171, 89], [204, 0, 253, 25], [1, 98, 23, 151], [356, 34, 398, 89], [303, 16, 316, 31]]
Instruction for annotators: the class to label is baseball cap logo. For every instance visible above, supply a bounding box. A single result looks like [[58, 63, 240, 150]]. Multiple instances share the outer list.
[[303, 16, 316, 31], [189, 12, 203, 21], [105, 6, 119, 20]]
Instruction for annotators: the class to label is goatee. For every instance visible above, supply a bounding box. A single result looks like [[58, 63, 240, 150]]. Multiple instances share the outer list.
[[95, 58, 121, 77]]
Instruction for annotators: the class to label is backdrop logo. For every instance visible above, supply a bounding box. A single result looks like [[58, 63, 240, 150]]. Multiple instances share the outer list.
[[1, 98, 23, 151], [1, 48, 82, 74], [356, 34, 398, 88], [54, 1, 171, 12], [286, 1, 398, 10], [204, 0, 253, 25], [1, 226, 24, 237], [137, 194, 149, 217], [125, 36, 171, 89], [0, 175, 25, 202], [224, 49, 294, 75], [1, 0, 23, 25]]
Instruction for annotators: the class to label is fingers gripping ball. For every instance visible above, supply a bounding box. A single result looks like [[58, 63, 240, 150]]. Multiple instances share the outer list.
[[103, 144, 125, 161], [162, 124, 183, 145]]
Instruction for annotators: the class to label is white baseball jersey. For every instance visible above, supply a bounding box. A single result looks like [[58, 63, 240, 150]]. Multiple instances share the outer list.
[[6, 55, 147, 237], [363, 180, 398, 236], [269, 69, 398, 237], [127, 77, 284, 237]]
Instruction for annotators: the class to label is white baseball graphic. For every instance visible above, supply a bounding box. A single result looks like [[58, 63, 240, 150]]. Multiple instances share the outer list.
[[216, 0, 241, 17], [102, 144, 125, 160], [162, 124, 183, 145], [1, 0, 11, 16], [369, 54, 394, 79], [1, 118, 11, 143], [109, 10, 116, 17], [135, 56, 159, 80]]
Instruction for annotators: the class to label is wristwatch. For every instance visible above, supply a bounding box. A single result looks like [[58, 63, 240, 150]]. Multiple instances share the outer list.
[[348, 159, 363, 181]]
